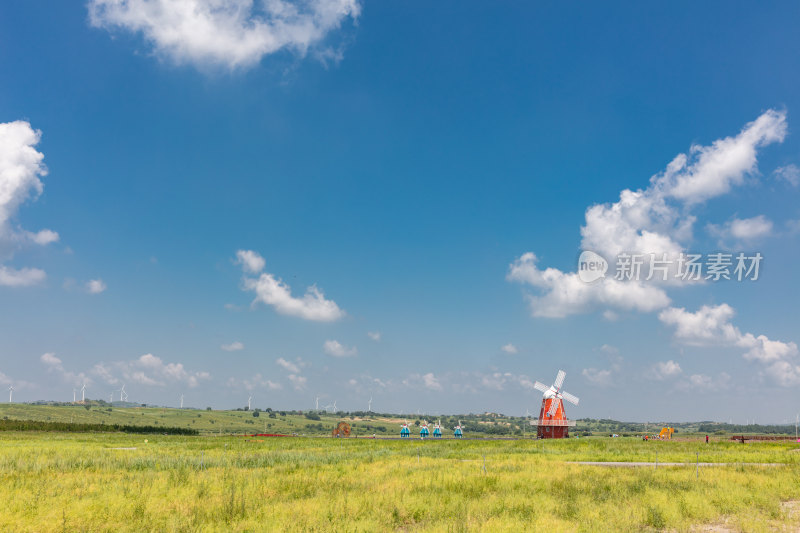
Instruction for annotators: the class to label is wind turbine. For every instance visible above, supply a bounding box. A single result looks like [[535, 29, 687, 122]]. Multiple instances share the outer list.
[[180, 394, 184, 409], [315, 396, 320, 410], [80, 384, 87, 403], [109, 392, 113, 404], [332, 400, 337, 412], [73, 388, 77, 403], [8, 385, 14, 403], [368, 396, 373, 412], [119, 384, 128, 402], [248, 396, 252, 410]]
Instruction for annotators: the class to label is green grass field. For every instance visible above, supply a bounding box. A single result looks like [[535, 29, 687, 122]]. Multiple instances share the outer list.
[[1, 430, 799, 532]]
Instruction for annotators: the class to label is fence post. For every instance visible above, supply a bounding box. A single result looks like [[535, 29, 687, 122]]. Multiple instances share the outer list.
[[482, 454, 487, 474]]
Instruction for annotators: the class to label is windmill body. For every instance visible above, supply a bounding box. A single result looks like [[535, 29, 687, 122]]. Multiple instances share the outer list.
[[419, 421, 430, 439], [400, 421, 410, 438], [432, 420, 442, 438], [453, 421, 464, 439], [531, 370, 579, 439]]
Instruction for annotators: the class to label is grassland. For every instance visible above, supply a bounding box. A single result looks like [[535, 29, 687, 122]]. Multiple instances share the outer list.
[[1, 431, 798, 532]]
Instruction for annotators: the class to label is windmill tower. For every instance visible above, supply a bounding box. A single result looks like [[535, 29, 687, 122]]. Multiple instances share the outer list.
[[531, 370, 579, 439], [419, 420, 430, 439], [367, 396, 372, 412], [453, 420, 464, 438], [400, 420, 410, 438], [432, 420, 443, 438], [80, 384, 87, 403], [8, 385, 14, 403]]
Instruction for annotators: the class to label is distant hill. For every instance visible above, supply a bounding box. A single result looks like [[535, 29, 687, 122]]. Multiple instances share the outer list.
[[0, 404, 793, 437]]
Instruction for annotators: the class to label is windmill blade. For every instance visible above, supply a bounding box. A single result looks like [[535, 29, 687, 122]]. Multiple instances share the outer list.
[[553, 370, 566, 390], [547, 397, 561, 417], [533, 381, 549, 393], [561, 390, 580, 406]]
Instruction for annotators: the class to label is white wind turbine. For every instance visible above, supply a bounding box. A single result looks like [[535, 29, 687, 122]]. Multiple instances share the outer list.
[[119, 384, 128, 402], [315, 396, 320, 410], [8, 385, 14, 403], [81, 384, 87, 403], [73, 388, 77, 403], [180, 394, 184, 409], [332, 400, 337, 412], [248, 396, 252, 410], [368, 396, 373, 412]]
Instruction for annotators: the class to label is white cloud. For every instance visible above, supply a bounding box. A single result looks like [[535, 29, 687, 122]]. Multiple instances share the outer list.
[[235, 249, 265, 274], [501, 343, 518, 354], [88, 0, 361, 71], [276, 357, 300, 373], [402, 372, 443, 391], [0, 120, 59, 285], [288, 373, 307, 390], [221, 341, 244, 351], [648, 360, 683, 380], [774, 164, 800, 187], [582, 367, 613, 386], [707, 215, 773, 247], [422, 372, 442, 391], [41, 353, 91, 386], [91, 353, 211, 388], [507, 252, 670, 318], [238, 373, 282, 391], [367, 331, 381, 342], [677, 372, 731, 392], [238, 250, 345, 322], [85, 279, 108, 294], [323, 339, 357, 357], [0, 266, 46, 287], [507, 110, 786, 318], [659, 304, 800, 386]]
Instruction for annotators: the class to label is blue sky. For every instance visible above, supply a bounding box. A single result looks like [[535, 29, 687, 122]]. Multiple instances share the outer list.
[[1, 1, 799, 422]]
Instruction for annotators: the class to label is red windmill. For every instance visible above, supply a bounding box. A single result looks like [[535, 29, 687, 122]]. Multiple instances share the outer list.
[[532, 370, 579, 439]]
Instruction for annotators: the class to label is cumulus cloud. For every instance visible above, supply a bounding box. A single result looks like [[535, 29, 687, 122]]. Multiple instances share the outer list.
[[774, 164, 800, 187], [0, 120, 59, 285], [367, 331, 381, 342], [240, 373, 282, 391], [507, 110, 786, 318], [402, 372, 443, 391], [647, 360, 683, 380], [707, 215, 773, 247], [659, 304, 800, 386], [323, 339, 357, 357], [0, 266, 46, 287], [91, 353, 211, 388], [88, 0, 361, 71], [85, 279, 107, 294], [287, 373, 307, 390], [235, 249, 265, 274], [41, 353, 91, 386], [237, 250, 345, 322], [501, 343, 518, 354], [677, 372, 732, 392], [221, 341, 244, 351], [276, 357, 300, 373], [582, 367, 613, 386]]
